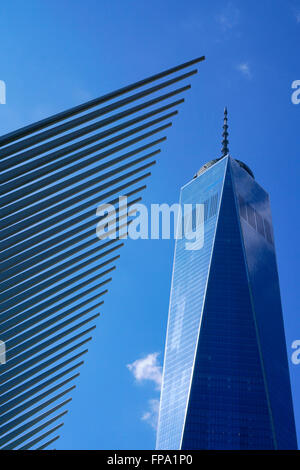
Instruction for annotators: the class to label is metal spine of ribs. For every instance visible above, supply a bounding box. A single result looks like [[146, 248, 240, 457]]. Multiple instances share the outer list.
[[0, 56, 204, 450]]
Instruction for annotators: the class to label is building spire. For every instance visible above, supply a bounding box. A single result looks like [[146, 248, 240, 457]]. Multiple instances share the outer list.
[[222, 107, 229, 156]]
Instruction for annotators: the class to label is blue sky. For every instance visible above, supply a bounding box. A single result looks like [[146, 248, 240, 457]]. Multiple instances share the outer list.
[[0, 0, 299, 450]]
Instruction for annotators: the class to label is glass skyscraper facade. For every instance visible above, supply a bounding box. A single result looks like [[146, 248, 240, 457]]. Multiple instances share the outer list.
[[156, 155, 297, 450]]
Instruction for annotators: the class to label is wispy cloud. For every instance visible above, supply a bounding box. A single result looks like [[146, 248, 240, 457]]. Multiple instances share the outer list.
[[72, 87, 93, 103], [291, 5, 300, 23], [180, 18, 203, 32], [141, 399, 160, 430], [237, 62, 252, 79], [127, 352, 162, 390], [216, 2, 240, 31]]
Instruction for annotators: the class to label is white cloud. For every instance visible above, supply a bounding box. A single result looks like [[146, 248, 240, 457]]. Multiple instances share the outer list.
[[141, 399, 160, 430], [127, 353, 162, 430], [72, 87, 93, 103], [291, 5, 300, 23], [180, 18, 203, 32], [127, 352, 162, 390], [237, 63, 252, 79], [216, 2, 240, 31]]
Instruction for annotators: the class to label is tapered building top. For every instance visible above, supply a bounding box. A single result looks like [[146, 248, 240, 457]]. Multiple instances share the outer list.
[[193, 107, 254, 179]]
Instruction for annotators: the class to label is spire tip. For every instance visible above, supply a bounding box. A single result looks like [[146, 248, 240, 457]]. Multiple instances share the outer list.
[[222, 107, 229, 156]]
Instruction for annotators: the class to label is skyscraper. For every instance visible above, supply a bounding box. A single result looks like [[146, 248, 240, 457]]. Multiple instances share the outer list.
[[156, 109, 297, 450]]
